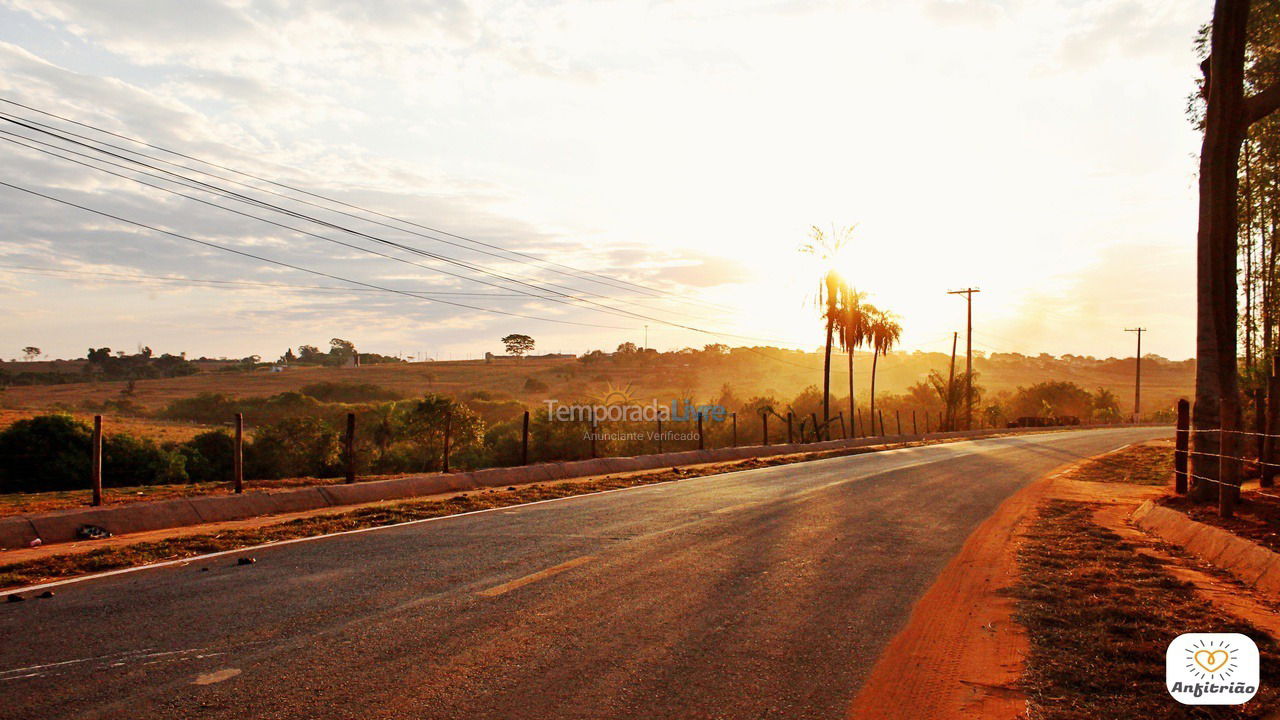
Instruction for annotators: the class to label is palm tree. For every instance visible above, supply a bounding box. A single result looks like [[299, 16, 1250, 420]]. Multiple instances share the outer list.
[[799, 225, 854, 436], [837, 293, 872, 435], [867, 309, 902, 434]]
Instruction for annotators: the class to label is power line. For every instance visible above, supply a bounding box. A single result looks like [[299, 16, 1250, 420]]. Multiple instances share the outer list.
[[0, 127, 815, 349], [0, 96, 736, 315], [0, 264, 532, 296], [0, 180, 635, 330]]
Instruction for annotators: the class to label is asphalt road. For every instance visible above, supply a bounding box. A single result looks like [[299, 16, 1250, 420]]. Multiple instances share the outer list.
[[0, 427, 1165, 720]]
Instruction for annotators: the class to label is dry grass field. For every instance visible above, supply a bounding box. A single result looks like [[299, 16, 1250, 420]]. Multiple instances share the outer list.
[[0, 350, 1194, 439]]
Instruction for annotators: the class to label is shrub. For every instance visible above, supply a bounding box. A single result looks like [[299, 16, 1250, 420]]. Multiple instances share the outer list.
[[178, 430, 236, 484], [245, 417, 340, 479], [0, 414, 187, 493], [523, 376, 549, 392]]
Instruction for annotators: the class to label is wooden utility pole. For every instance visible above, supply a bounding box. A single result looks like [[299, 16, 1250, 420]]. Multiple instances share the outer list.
[[1125, 327, 1146, 422], [945, 332, 958, 431], [948, 288, 980, 429]]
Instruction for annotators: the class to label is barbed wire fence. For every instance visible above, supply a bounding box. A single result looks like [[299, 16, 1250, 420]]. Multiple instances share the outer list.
[[1174, 396, 1280, 518]]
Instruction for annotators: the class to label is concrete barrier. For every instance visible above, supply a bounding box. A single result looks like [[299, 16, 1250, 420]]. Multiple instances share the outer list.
[[1133, 500, 1280, 597], [0, 423, 1166, 550]]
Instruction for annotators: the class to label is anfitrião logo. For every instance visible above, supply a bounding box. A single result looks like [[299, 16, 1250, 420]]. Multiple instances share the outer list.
[[1166, 633, 1259, 705]]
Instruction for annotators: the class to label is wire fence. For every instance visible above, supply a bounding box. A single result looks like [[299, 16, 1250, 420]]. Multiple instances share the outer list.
[[1175, 419, 1280, 505]]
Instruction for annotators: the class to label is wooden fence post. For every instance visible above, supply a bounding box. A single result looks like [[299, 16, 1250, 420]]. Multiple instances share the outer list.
[[731, 412, 737, 447], [344, 412, 356, 484], [878, 410, 886, 438], [234, 412, 244, 493], [91, 414, 103, 507], [925, 411, 931, 434], [1266, 354, 1280, 488], [895, 410, 902, 435], [657, 418, 664, 452], [697, 412, 705, 450], [1255, 389, 1266, 461], [858, 409, 865, 438], [912, 410, 918, 435], [761, 413, 768, 446], [521, 410, 530, 465], [590, 417, 597, 458], [838, 411, 847, 439], [787, 412, 794, 444], [810, 413, 820, 443], [1174, 399, 1189, 494], [442, 408, 452, 472]]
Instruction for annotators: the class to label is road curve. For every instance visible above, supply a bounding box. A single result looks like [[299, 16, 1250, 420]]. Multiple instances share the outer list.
[[0, 427, 1165, 720]]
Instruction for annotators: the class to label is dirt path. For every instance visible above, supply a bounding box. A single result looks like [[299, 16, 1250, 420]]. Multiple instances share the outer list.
[[846, 460, 1075, 719], [849, 442, 1280, 720]]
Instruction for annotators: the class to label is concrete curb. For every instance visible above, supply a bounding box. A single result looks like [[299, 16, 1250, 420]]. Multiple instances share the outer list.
[[1132, 500, 1280, 597], [0, 423, 1164, 550]]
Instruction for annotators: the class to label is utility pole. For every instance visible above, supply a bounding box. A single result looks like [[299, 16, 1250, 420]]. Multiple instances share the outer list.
[[1125, 327, 1146, 422], [948, 288, 980, 429], [945, 331, 958, 431]]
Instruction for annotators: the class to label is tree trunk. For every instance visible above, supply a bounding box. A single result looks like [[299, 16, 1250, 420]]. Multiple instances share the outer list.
[[848, 347, 855, 433], [822, 315, 833, 438], [1192, 0, 1250, 503], [870, 351, 880, 433]]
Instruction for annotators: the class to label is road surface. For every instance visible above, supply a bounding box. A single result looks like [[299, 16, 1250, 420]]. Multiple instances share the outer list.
[[0, 427, 1165, 720]]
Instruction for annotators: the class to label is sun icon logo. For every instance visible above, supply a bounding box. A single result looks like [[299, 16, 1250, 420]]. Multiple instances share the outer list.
[[592, 382, 636, 407], [1186, 638, 1237, 679]]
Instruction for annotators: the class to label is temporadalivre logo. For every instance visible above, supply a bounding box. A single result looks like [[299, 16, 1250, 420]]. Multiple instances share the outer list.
[[1166, 633, 1259, 705]]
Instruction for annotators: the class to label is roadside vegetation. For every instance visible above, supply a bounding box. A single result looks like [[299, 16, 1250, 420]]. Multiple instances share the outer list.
[[1014, 500, 1278, 719]]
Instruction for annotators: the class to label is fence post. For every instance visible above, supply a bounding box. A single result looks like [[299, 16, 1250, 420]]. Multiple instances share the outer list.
[[838, 411, 847, 439], [91, 414, 103, 507], [925, 411, 931, 434], [234, 412, 244, 493], [442, 408, 452, 472], [938, 411, 944, 432], [731, 412, 737, 446], [1174, 399, 1189, 494], [896, 410, 902, 435], [858, 409, 865, 438], [1266, 354, 1280, 488], [697, 412, 705, 450], [878, 410, 886, 438], [912, 410, 918, 435], [590, 417, 597, 458], [521, 410, 530, 465], [657, 418, 663, 452], [787, 412, 794, 444], [810, 413, 820, 443], [761, 413, 768, 446], [344, 412, 356, 484], [1255, 389, 1266, 461]]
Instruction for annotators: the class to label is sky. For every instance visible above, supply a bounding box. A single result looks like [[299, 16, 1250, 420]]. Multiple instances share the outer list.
[[0, 0, 1211, 362]]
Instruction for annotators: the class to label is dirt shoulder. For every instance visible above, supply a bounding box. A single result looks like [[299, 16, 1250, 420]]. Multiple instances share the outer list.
[[849, 441, 1280, 720]]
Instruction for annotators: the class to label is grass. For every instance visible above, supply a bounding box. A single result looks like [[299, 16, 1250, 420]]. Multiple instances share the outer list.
[[1063, 440, 1174, 485], [1013, 500, 1278, 719], [1163, 491, 1280, 554]]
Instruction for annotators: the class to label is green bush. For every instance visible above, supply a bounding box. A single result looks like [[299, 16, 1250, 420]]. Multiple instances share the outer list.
[[245, 417, 340, 479], [178, 430, 236, 484], [0, 414, 187, 493]]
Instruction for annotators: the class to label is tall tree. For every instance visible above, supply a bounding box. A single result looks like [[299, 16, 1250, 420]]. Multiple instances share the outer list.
[[1191, 0, 1280, 509], [799, 225, 854, 436], [837, 292, 871, 434], [867, 309, 902, 432]]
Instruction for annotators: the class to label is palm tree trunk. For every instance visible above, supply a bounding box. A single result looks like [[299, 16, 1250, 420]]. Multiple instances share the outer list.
[[822, 316, 833, 439], [870, 351, 879, 434], [848, 348, 855, 436]]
